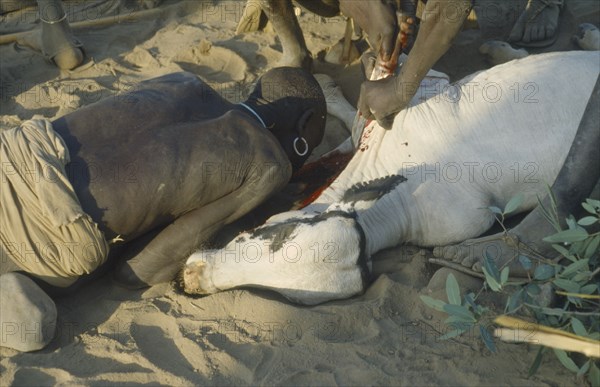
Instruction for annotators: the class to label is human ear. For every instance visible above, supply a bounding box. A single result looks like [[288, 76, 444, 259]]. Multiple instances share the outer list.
[[296, 108, 315, 138]]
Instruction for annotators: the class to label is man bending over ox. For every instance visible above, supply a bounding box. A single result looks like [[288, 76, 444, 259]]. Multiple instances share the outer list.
[[0, 67, 326, 351], [183, 51, 599, 305]]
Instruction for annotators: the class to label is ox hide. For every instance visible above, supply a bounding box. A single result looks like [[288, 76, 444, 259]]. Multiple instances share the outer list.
[[185, 51, 599, 304]]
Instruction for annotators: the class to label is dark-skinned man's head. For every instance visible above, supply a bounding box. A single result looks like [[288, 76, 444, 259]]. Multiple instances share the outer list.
[[247, 67, 327, 171]]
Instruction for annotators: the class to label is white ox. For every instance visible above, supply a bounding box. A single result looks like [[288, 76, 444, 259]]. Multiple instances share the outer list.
[[184, 51, 599, 305]]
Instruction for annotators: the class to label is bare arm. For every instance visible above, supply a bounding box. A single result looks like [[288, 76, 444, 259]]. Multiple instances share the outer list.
[[114, 133, 292, 288], [359, 0, 473, 128]]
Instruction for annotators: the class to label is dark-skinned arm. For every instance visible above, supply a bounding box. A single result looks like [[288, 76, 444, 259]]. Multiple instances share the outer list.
[[358, 0, 473, 129]]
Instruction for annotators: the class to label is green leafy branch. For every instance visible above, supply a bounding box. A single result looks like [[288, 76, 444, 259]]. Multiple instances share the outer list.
[[422, 190, 600, 385]]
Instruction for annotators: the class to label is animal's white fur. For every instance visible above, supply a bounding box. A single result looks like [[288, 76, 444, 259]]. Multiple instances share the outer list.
[[574, 23, 600, 51], [479, 40, 529, 65], [186, 214, 364, 304], [186, 51, 600, 304], [315, 51, 598, 253]]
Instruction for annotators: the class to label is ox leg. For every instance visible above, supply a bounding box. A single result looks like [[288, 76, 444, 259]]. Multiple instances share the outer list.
[[37, 0, 84, 70], [434, 76, 600, 277], [259, 0, 312, 70]]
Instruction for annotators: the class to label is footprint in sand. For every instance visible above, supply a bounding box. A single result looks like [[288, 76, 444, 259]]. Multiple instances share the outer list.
[[12, 367, 70, 386], [129, 314, 209, 383], [174, 39, 247, 84]]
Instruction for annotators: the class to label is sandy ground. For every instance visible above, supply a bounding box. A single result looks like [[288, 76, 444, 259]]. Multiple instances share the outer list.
[[1, 0, 598, 385]]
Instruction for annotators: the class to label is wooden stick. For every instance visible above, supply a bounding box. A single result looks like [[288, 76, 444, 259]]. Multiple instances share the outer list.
[[494, 315, 600, 358]]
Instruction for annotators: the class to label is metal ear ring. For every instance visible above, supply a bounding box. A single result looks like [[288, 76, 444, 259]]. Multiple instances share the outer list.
[[293, 137, 309, 157]]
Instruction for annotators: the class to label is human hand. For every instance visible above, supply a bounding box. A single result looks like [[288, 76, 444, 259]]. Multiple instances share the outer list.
[[357, 75, 404, 130], [339, 0, 397, 61]]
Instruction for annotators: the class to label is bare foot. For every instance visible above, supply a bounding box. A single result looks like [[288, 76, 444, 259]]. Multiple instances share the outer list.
[[40, 16, 85, 70], [508, 0, 562, 47]]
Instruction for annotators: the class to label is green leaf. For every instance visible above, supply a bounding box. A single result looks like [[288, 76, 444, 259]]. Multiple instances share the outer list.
[[500, 267, 509, 285], [543, 229, 589, 243], [580, 284, 598, 294], [578, 360, 591, 379], [504, 193, 524, 215], [551, 244, 573, 260], [483, 253, 502, 291], [581, 202, 596, 215], [560, 258, 589, 278], [590, 362, 600, 387], [568, 296, 583, 308], [582, 202, 596, 214], [420, 295, 446, 312], [446, 273, 461, 306], [570, 317, 587, 337], [443, 304, 476, 322], [587, 198, 600, 207], [553, 349, 579, 373], [572, 271, 592, 282], [547, 316, 559, 326], [445, 316, 474, 330], [578, 216, 598, 226], [487, 206, 503, 215], [518, 255, 532, 270], [526, 284, 541, 296], [566, 215, 578, 230], [479, 325, 496, 353], [553, 278, 580, 293], [533, 264, 555, 281], [583, 199, 600, 212], [538, 194, 561, 231], [439, 328, 465, 340], [483, 253, 501, 279], [539, 307, 567, 316], [584, 236, 600, 259], [528, 347, 545, 378], [464, 292, 477, 309], [506, 288, 524, 313], [482, 267, 502, 291]]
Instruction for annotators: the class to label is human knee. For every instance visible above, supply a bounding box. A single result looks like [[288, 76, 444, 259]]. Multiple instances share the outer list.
[[54, 220, 109, 278]]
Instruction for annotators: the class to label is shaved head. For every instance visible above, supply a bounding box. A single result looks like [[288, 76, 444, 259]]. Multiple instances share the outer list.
[[248, 67, 327, 170]]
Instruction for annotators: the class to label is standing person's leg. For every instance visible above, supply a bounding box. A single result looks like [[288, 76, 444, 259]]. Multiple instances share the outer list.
[[37, 0, 84, 70], [509, 0, 563, 47]]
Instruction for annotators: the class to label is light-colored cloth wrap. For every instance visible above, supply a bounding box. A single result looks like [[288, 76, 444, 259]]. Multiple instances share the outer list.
[[1, 118, 108, 287]]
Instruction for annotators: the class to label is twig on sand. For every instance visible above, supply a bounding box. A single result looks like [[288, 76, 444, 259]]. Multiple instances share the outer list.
[[428, 258, 486, 280]]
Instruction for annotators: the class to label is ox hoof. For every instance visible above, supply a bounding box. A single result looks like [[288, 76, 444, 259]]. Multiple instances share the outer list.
[[573, 23, 600, 51], [479, 41, 528, 66], [432, 233, 542, 278], [182, 258, 217, 296], [0, 273, 57, 352]]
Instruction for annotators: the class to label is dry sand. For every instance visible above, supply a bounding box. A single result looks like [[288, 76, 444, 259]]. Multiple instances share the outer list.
[[1, 0, 598, 385]]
